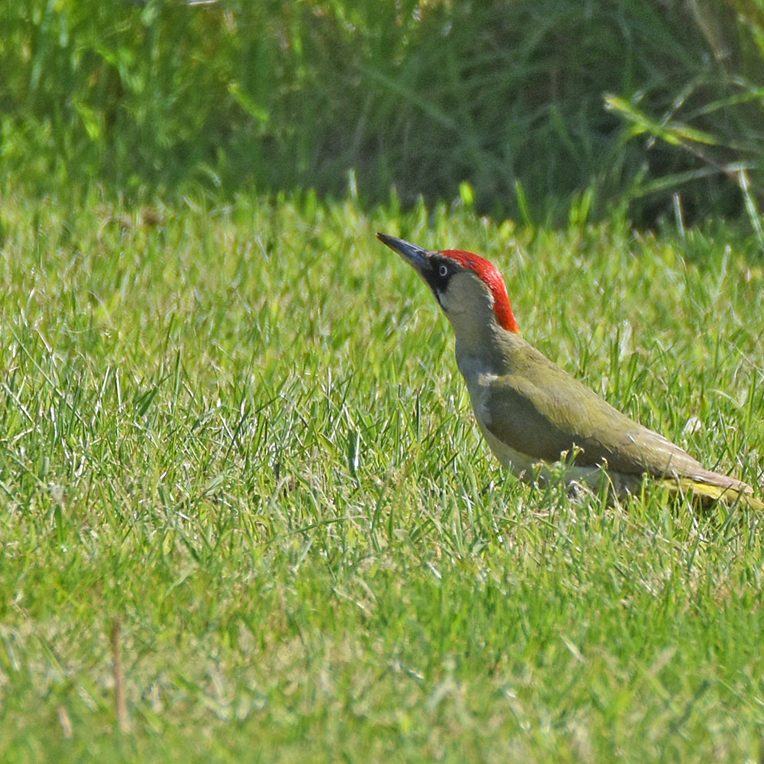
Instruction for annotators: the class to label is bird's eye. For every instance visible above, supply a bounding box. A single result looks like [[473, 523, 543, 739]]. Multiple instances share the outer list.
[[438, 264, 449, 277]]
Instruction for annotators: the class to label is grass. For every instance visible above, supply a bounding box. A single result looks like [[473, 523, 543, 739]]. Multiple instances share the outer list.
[[4, 0, 764, 223], [0, 189, 763, 761]]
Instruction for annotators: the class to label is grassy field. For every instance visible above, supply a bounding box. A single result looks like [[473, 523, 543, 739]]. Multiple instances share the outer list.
[[0, 190, 763, 761]]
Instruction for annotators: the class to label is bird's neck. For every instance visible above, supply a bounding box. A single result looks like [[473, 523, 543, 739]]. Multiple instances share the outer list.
[[452, 316, 521, 380], [442, 272, 523, 379]]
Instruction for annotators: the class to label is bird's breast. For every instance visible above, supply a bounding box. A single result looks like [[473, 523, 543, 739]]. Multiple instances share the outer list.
[[456, 349, 539, 477]]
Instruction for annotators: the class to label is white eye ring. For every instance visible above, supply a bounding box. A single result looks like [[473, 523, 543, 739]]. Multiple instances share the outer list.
[[438, 265, 448, 277]]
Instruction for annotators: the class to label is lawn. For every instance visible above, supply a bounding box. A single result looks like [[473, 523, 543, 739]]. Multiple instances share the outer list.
[[0, 191, 762, 761]]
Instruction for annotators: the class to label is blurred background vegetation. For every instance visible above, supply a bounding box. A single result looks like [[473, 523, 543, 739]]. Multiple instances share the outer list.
[[3, 0, 764, 226]]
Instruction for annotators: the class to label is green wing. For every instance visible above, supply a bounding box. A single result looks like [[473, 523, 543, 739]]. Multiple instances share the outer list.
[[481, 344, 740, 488]]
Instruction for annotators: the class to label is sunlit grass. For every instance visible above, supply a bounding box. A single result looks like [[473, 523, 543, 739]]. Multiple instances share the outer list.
[[0, 191, 762, 761]]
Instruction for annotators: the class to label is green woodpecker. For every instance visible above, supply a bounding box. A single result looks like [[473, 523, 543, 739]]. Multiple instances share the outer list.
[[378, 232, 762, 508]]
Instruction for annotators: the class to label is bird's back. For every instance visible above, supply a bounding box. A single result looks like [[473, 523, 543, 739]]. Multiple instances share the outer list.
[[462, 332, 755, 497]]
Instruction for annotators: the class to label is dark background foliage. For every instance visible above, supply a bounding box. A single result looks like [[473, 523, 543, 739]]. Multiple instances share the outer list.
[[3, 0, 764, 224]]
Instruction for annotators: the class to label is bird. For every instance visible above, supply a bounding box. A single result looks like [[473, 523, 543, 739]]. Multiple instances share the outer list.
[[377, 232, 763, 509]]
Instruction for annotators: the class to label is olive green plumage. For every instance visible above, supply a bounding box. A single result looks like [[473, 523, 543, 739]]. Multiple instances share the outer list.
[[470, 330, 761, 508], [378, 232, 762, 509]]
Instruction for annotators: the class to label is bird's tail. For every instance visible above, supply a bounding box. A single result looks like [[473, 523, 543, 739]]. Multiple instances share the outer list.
[[665, 477, 764, 510]]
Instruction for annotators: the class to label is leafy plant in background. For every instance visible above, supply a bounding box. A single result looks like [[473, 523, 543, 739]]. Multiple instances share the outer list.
[[605, 0, 764, 237], [1, 0, 763, 228]]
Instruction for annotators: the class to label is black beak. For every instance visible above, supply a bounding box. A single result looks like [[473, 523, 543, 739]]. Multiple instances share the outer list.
[[377, 233, 432, 273]]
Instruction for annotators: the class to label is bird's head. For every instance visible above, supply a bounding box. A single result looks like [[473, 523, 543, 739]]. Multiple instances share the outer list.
[[377, 233, 520, 334]]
